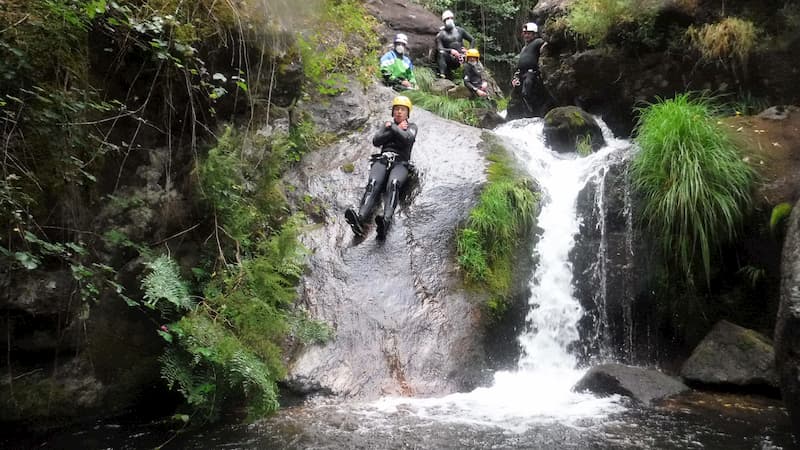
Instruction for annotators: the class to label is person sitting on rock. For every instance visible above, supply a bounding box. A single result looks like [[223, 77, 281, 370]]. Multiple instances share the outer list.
[[507, 22, 550, 119], [435, 10, 474, 79], [345, 96, 418, 240], [463, 48, 489, 98], [380, 33, 417, 91]]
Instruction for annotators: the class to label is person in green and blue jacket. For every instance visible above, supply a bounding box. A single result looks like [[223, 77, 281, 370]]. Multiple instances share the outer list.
[[380, 33, 417, 91]]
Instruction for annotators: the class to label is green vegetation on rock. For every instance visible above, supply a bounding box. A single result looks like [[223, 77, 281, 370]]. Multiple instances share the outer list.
[[407, 67, 493, 126], [565, 0, 658, 46], [687, 17, 757, 71], [457, 133, 538, 315]]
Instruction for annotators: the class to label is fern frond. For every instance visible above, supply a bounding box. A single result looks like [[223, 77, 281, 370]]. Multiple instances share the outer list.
[[142, 255, 193, 311]]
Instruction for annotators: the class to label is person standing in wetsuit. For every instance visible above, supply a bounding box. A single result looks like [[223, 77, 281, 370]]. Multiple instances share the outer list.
[[435, 10, 474, 79], [345, 96, 418, 240], [507, 22, 551, 120]]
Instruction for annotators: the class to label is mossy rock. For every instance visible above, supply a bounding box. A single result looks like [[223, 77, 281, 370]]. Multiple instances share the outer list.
[[543, 106, 606, 154]]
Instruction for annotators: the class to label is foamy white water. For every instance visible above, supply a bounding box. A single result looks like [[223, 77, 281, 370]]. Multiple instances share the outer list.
[[368, 118, 631, 431]]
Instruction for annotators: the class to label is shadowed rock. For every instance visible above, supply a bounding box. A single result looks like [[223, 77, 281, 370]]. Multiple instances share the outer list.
[[543, 106, 605, 153], [574, 363, 689, 404], [681, 320, 779, 391], [776, 197, 800, 439]]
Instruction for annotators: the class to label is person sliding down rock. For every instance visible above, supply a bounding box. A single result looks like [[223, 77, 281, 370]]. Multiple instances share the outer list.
[[345, 96, 418, 240]]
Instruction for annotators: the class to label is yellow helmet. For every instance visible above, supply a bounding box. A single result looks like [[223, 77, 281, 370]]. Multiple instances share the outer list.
[[466, 48, 480, 58], [391, 95, 412, 115]]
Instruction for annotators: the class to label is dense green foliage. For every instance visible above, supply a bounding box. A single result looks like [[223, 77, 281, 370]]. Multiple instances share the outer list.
[[457, 134, 538, 315], [1, 0, 368, 422], [631, 93, 755, 285]]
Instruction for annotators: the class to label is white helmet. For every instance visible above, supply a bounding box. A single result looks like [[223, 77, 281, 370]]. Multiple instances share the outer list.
[[442, 10, 454, 22], [522, 22, 538, 33], [394, 33, 408, 45]]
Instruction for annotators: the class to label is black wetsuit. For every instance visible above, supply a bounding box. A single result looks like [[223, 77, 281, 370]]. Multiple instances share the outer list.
[[508, 37, 551, 119], [355, 121, 418, 234], [463, 61, 486, 96], [435, 26, 474, 78]]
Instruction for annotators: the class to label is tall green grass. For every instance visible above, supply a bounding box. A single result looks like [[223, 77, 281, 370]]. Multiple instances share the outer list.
[[457, 134, 539, 315], [631, 93, 755, 285], [408, 67, 494, 126]]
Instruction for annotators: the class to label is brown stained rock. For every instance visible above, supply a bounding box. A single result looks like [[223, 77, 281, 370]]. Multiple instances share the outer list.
[[723, 106, 800, 208]]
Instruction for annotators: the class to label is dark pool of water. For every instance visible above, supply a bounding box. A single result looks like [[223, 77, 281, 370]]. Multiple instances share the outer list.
[[3, 392, 794, 449]]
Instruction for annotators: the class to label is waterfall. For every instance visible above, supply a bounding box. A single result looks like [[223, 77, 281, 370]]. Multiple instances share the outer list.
[[372, 118, 631, 431]]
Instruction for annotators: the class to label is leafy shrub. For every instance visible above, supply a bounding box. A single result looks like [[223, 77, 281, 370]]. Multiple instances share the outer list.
[[687, 17, 757, 69], [631, 93, 755, 284], [566, 0, 658, 46], [152, 216, 319, 420], [457, 134, 538, 315]]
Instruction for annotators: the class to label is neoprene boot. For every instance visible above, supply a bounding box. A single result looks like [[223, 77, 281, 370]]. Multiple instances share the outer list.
[[375, 215, 391, 240], [345, 208, 364, 237]]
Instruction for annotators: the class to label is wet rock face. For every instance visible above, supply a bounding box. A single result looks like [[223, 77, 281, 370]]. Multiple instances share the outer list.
[[284, 84, 494, 399], [543, 106, 605, 153], [571, 153, 670, 366], [304, 80, 372, 136], [680, 320, 779, 391], [365, 0, 441, 64], [775, 197, 800, 439], [573, 363, 689, 404]]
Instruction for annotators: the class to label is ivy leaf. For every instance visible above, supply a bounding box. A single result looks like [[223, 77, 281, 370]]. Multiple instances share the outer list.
[[157, 329, 173, 342], [14, 252, 40, 269], [212, 73, 227, 82]]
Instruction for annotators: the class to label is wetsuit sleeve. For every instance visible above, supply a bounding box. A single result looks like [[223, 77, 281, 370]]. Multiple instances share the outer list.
[[436, 30, 446, 53], [372, 126, 393, 147], [389, 123, 417, 147], [460, 27, 474, 48]]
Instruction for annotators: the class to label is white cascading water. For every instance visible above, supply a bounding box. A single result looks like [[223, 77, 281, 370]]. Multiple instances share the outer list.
[[372, 118, 631, 432]]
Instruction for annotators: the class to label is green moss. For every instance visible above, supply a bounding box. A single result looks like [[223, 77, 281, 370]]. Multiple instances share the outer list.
[[341, 163, 355, 173], [457, 133, 539, 316], [770, 202, 792, 233], [569, 111, 586, 127]]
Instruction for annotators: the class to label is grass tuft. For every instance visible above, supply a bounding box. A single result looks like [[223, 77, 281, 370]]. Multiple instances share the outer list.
[[457, 134, 539, 316], [631, 93, 755, 285], [687, 17, 757, 69]]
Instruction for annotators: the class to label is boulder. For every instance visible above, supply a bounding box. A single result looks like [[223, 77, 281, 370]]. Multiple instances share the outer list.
[[303, 80, 372, 136], [573, 363, 689, 404], [775, 197, 800, 438], [543, 106, 605, 153], [365, 0, 441, 64], [282, 83, 507, 399], [680, 320, 779, 390]]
